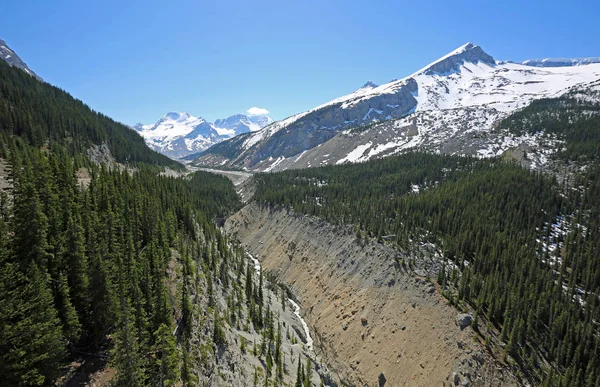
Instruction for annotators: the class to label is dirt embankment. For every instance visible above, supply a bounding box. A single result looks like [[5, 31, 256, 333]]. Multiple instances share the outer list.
[[226, 203, 519, 387]]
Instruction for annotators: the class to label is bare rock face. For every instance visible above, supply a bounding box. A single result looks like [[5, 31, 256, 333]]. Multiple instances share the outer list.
[[195, 43, 495, 170]]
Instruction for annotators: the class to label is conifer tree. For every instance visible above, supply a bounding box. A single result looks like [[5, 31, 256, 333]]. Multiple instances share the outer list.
[[295, 355, 303, 387], [112, 293, 145, 386], [152, 323, 180, 387], [0, 260, 65, 385]]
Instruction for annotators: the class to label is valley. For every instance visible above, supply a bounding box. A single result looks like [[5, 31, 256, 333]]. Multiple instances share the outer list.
[[1, 23, 600, 387]]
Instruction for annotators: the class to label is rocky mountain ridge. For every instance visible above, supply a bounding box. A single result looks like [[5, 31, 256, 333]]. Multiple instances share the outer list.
[[192, 43, 600, 172]]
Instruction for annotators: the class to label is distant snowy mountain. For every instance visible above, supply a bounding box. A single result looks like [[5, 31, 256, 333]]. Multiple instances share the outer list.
[[522, 57, 600, 67], [0, 38, 42, 81], [193, 42, 600, 172], [214, 114, 272, 134], [134, 112, 272, 159]]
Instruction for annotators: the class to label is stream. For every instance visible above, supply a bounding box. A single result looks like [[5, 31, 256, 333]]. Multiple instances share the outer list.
[[246, 252, 314, 351]]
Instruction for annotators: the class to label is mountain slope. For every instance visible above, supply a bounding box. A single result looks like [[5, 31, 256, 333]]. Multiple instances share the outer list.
[[134, 112, 273, 159], [0, 38, 42, 81], [249, 79, 600, 173], [249, 147, 600, 386], [193, 43, 600, 171], [0, 58, 180, 169]]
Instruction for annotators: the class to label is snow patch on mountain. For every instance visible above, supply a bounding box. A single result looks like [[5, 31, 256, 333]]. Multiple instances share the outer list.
[[335, 142, 373, 164]]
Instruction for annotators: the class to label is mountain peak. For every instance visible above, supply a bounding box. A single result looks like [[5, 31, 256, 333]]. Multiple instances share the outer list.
[[414, 42, 495, 76], [361, 80, 379, 89], [0, 38, 43, 81], [165, 111, 191, 121], [214, 113, 273, 133]]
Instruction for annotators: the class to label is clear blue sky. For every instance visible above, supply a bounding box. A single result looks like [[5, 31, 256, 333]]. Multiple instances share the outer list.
[[2, 0, 599, 125]]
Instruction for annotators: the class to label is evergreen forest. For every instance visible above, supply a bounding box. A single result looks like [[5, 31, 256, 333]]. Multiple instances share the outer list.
[[253, 150, 600, 386]]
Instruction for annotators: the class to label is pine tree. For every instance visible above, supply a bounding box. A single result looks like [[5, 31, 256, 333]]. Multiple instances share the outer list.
[[112, 297, 145, 386], [63, 209, 89, 326], [55, 271, 82, 343], [152, 323, 180, 387], [245, 262, 254, 305], [295, 355, 303, 387], [259, 267, 264, 307], [0, 261, 65, 386], [181, 344, 197, 386], [304, 356, 312, 387], [281, 285, 287, 311]]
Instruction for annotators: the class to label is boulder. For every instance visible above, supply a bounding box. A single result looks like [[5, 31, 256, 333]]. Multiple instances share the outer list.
[[456, 313, 473, 330]]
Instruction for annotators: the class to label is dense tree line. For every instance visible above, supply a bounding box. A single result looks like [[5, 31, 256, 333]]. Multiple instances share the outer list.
[[499, 91, 600, 162], [0, 59, 180, 168], [253, 152, 600, 386], [0, 133, 240, 385]]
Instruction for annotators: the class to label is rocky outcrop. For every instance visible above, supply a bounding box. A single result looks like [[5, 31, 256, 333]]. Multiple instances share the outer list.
[[185, 241, 329, 386], [225, 203, 519, 386]]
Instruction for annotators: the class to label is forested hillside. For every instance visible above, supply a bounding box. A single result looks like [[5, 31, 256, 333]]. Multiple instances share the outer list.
[[0, 63, 327, 387], [253, 151, 600, 386], [0, 59, 180, 169], [499, 83, 600, 163], [0, 130, 244, 385]]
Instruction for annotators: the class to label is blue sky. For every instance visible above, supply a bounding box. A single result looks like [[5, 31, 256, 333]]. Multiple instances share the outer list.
[[2, 0, 599, 124]]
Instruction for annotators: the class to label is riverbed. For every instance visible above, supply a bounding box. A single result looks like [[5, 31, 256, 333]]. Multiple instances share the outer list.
[[246, 252, 314, 351]]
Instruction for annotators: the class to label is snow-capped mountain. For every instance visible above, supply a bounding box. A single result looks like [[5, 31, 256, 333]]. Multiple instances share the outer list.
[[521, 57, 600, 67], [0, 38, 42, 81], [214, 114, 272, 134], [193, 43, 600, 172], [134, 112, 272, 159]]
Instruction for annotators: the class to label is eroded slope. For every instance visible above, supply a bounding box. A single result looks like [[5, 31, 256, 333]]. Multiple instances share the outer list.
[[226, 203, 518, 386]]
